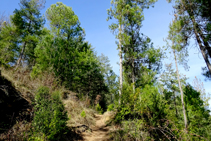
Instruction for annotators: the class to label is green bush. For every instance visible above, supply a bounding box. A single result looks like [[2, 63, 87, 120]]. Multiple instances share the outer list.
[[32, 87, 68, 140], [96, 104, 103, 114], [81, 110, 86, 118], [107, 104, 114, 111]]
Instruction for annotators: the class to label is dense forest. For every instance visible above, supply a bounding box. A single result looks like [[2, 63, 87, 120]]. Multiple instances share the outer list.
[[0, 0, 211, 140]]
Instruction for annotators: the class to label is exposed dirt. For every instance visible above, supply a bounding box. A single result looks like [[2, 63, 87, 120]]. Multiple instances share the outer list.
[[80, 113, 114, 141]]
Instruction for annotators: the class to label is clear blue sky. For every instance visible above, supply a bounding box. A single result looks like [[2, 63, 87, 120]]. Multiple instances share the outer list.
[[1, 0, 210, 105]]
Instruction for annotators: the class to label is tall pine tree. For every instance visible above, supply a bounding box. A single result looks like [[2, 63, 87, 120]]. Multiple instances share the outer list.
[[11, 0, 45, 68]]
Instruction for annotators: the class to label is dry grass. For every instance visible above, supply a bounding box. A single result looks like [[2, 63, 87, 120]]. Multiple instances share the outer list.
[[63, 99, 96, 127], [0, 67, 58, 103], [0, 66, 98, 139]]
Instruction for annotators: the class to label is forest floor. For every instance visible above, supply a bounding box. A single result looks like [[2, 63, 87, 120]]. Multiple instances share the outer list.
[[80, 112, 114, 141]]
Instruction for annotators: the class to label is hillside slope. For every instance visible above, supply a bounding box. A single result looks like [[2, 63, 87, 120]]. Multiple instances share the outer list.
[[0, 67, 114, 140]]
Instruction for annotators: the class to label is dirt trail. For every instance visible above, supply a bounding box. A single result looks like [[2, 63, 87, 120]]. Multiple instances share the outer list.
[[81, 113, 112, 141]]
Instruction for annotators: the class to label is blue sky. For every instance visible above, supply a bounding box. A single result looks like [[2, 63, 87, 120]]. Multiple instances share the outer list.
[[1, 0, 210, 105]]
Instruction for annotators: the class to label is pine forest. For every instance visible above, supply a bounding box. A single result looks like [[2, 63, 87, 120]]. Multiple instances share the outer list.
[[0, 0, 211, 140]]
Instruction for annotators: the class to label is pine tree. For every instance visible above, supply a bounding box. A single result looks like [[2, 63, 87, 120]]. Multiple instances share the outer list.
[[11, 0, 45, 68], [107, 0, 125, 102], [169, 0, 211, 79], [165, 16, 189, 130], [33, 2, 108, 105], [107, 0, 157, 100]]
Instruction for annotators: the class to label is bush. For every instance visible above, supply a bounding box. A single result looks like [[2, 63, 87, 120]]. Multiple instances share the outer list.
[[81, 110, 86, 118], [32, 87, 68, 140], [107, 104, 114, 111], [96, 104, 103, 114], [113, 84, 172, 140]]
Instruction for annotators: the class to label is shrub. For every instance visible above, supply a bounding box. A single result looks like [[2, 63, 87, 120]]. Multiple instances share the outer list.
[[96, 104, 103, 114], [81, 110, 86, 118], [107, 104, 114, 111], [32, 87, 68, 140]]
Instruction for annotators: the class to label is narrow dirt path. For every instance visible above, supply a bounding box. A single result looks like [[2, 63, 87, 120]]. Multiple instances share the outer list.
[[81, 114, 112, 141]]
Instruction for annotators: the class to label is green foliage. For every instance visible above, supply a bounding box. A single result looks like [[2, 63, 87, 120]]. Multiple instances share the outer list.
[[32, 2, 108, 105], [1, 1, 211, 141], [96, 104, 103, 114], [169, 0, 211, 79], [80, 110, 86, 118], [183, 84, 211, 139], [33, 86, 68, 140], [46, 2, 82, 38], [107, 104, 114, 111], [159, 64, 211, 140], [111, 119, 151, 141], [113, 83, 175, 140], [0, 23, 19, 66], [28, 135, 45, 141], [10, 0, 45, 67]]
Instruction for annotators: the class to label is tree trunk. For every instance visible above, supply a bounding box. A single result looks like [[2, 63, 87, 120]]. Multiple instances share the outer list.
[[186, 0, 211, 58], [16, 20, 32, 68], [119, 24, 123, 104], [191, 19, 211, 73], [16, 41, 27, 67], [183, 0, 211, 74], [131, 32, 135, 93], [173, 49, 188, 130], [132, 59, 135, 93]]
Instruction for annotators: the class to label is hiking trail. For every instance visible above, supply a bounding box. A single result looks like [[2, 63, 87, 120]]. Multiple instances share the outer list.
[[80, 112, 114, 141]]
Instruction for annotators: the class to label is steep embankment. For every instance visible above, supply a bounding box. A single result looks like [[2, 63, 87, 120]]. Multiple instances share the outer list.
[[0, 69, 32, 139], [0, 71, 31, 128]]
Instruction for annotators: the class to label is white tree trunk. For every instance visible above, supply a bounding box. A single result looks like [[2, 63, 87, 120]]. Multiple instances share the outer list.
[[119, 24, 123, 104], [173, 49, 188, 130]]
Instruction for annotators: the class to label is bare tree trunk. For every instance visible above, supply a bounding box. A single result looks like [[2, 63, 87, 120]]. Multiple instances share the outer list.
[[132, 59, 135, 93], [16, 20, 32, 69], [16, 41, 27, 67], [119, 24, 123, 104], [173, 49, 188, 130]]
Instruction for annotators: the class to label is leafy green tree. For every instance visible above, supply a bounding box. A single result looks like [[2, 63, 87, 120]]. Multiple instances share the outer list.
[[184, 84, 211, 139], [0, 23, 19, 66], [107, 0, 157, 100], [45, 2, 84, 40], [120, 0, 160, 93], [11, 0, 45, 68], [33, 2, 108, 106]]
